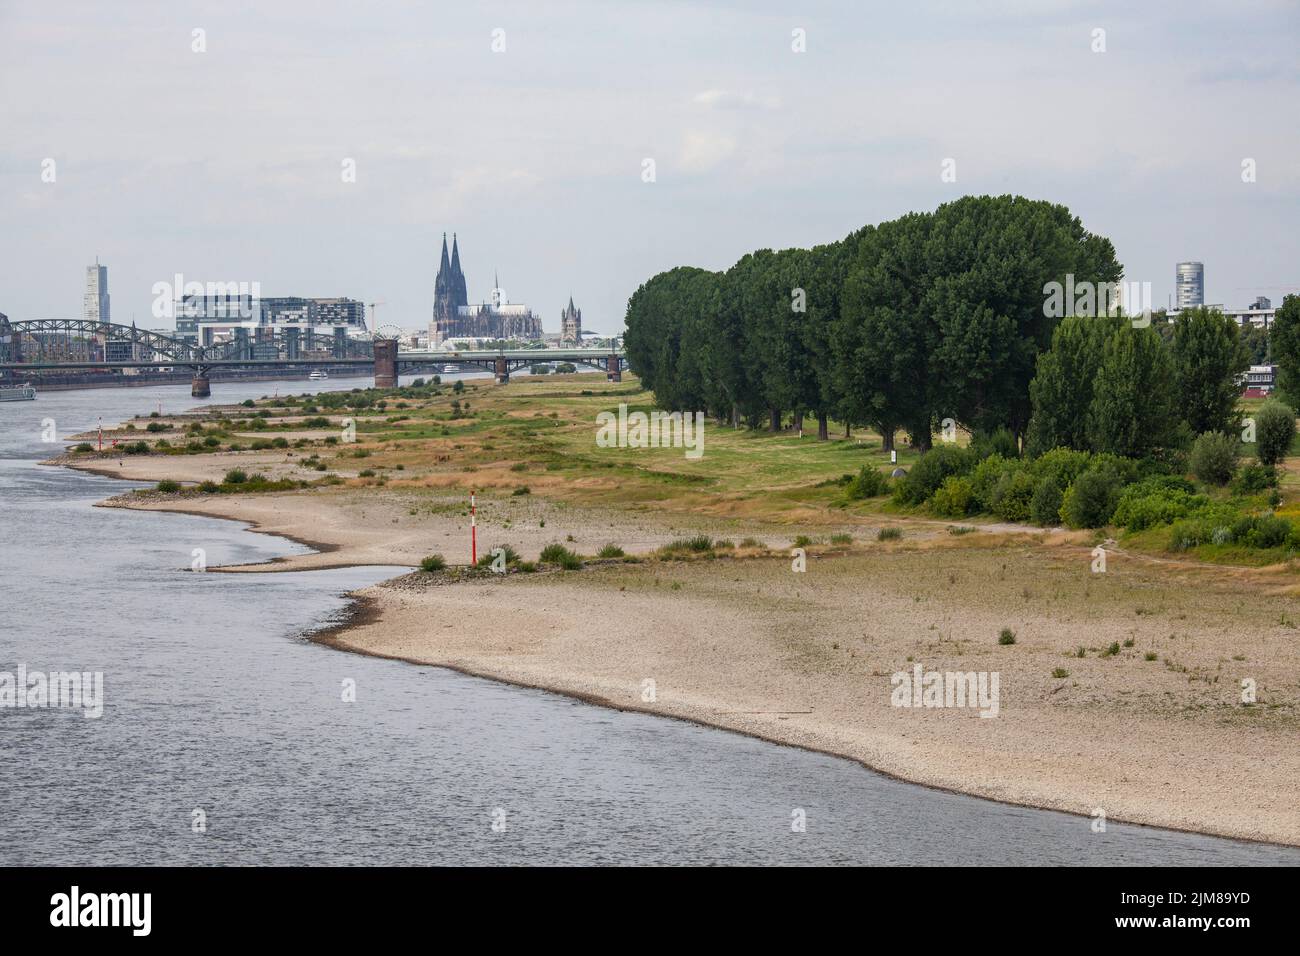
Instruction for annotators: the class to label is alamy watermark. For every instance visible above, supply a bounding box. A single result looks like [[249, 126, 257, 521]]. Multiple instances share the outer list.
[[891, 663, 1000, 718], [1043, 274, 1152, 327], [596, 403, 705, 460], [151, 274, 261, 320], [0, 664, 103, 718]]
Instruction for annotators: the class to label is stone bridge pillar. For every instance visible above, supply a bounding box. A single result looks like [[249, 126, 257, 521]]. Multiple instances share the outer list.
[[495, 356, 510, 384], [373, 339, 398, 389], [191, 368, 211, 398], [606, 354, 622, 382]]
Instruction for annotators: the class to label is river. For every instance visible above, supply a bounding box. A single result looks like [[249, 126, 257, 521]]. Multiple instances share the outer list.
[[1, 377, 1296, 865]]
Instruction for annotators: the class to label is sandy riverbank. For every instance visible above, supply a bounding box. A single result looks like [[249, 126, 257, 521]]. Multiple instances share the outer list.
[[52, 448, 1300, 847]]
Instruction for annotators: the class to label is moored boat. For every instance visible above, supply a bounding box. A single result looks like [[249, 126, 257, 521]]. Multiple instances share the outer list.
[[0, 383, 36, 402]]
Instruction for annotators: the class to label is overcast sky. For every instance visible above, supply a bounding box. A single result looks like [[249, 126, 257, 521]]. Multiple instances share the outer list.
[[2, 0, 1297, 335]]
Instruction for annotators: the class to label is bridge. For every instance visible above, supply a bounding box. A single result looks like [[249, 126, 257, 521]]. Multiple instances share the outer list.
[[0, 318, 626, 396]]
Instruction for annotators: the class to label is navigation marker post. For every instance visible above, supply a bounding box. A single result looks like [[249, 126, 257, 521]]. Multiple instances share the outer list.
[[470, 491, 477, 566], [98, 417, 103, 451]]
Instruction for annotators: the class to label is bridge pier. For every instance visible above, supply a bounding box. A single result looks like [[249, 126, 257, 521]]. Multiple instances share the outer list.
[[606, 354, 622, 382], [191, 371, 211, 398], [494, 356, 510, 384], [373, 339, 398, 389]]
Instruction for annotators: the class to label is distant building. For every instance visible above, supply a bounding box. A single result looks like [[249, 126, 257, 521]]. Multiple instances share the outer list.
[[84, 261, 110, 324], [429, 233, 543, 344], [173, 294, 366, 344], [1242, 364, 1276, 397], [560, 297, 582, 345], [1175, 261, 1204, 309]]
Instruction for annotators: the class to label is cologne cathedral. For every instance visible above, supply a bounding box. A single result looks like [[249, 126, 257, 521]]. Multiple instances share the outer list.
[[430, 234, 543, 343]]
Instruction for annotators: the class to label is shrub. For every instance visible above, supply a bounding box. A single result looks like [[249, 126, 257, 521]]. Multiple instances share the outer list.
[[970, 427, 1020, 460], [1254, 401, 1295, 466], [73, 442, 93, 453], [829, 533, 853, 545], [792, 534, 814, 548], [1112, 484, 1206, 532], [539, 544, 582, 570], [893, 444, 976, 505], [877, 527, 902, 541], [1028, 447, 1093, 488], [204, 435, 220, 447], [990, 469, 1036, 522], [738, 537, 765, 549], [998, 628, 1016, 645], [1189, 432, 1238, 485], [511, 486, 531, 496], [847, 465, 889, 499], [1059, 465, 1123, 528], [476, 545, 521, 568], [969, 455, 1012, 512], [223, 468, 248, 485], [358, 469, 375, 478], [198, 480, 219, 493], [597, 543, 625, 558], [931, 476, 974, 517], [146, 421, 169, 433], [1051, 668, 1069, 679], [155, 480, 181, 493], [1231, 463, 1278, 494], [660, 534, 714, 554], [419, 554, 446, 572], [1029, 477, 1065, 527], [453, 380, 465, 394]]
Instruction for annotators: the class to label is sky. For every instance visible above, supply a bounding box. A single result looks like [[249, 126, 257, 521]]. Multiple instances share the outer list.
[[1, 0, 1298, 336]]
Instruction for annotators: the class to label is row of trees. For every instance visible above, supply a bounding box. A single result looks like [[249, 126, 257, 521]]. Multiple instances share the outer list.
[[625, 195, 1123, 451], [625, 194, 1293, 459]]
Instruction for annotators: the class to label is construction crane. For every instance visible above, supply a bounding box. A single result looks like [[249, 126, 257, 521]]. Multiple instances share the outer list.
[[367, 300, 386, 333]]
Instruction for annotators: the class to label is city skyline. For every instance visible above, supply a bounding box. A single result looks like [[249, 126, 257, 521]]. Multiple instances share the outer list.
[[2, 1, 1298, 333]]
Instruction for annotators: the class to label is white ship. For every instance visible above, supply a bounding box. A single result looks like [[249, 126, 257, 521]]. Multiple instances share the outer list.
[[0, 383, 36, 402], [308, 369, 329, 381]]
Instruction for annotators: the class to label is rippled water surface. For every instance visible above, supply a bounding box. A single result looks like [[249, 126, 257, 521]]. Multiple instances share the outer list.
[[2, 379, 1297, 865]]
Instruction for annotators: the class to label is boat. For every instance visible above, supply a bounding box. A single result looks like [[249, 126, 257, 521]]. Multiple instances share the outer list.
[[308, 370, 329, 381], [0, 383, 36, 402]]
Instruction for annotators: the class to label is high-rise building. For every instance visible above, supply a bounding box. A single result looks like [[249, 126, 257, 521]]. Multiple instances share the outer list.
[[560, 297, 582, 345], [84, 261, 110, 324], [1175, 261, 1204, 309]]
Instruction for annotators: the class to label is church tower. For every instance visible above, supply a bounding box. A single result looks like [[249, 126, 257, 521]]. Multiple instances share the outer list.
[[561, 296, 582, 346], [431, 233, 455, 345], [450, 234, 469, 309]]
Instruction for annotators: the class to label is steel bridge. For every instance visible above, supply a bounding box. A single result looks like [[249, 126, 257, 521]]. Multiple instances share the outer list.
[[0, 318, 626, 396]]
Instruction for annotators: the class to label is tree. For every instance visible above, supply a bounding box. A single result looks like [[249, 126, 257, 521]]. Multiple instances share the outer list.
[[1270, 295, 1300, 406], [1025, 314, 1124, 454], [1189, 432, 1239, 485], [1254, 400, 1296, 466], [1086, 326, 1184, 458], [1170, 307, 1249, 435]]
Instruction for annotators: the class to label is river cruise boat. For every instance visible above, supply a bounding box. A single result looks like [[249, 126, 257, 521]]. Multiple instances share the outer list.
[[0, 383, 36, 401], [308, 369, 329, 381]]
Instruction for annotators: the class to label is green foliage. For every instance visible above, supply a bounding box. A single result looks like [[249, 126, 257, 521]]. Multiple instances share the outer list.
[[1188, 432, 1238, 486], [476, 545, 521, 568], [930, 476, 974, 517], [877, 527, 902, 541], [452, 379, 465, 394], [1269, 294, 1300, 406], [1087, 326, 1184, 458], [539, 543, 583, 569], [894, 444, 976, 505], [419, 554, 447, 572], [998, 628, 1016, 645], [223, 468, 248, 484], [597, 543, 625, 558], [1059, 464, 1123, 528], [847, 465, 889, 499], [1170, 307, 1249, 435], [1231, 463, 1277, 494], [1026, 315, 1123, 455], [970, 427, 1020, 460], [1028, 477, 1065, 527], [1112, 478, 1206, 532], [155, 479, 181, 493], [989, 468, 1036, 522], [1254, 401, 1295, 466]]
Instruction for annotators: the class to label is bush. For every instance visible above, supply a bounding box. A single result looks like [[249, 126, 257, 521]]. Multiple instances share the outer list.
[[597, 543, 625, 558], [539, 543, 582, 569], [1231, 463, 1278, 494], [1029, 447, 1093, 488], [223, 468, 248, 485], [893, 444, 976, 506], [661, 535, 714, 554], [1254, 401, 1296, 466], [145, 421, 169, 433], [511, 486, 531, 496], [989, 469, 1036, 522], [1059, 465, 1123, 528], [155, 480, 181, 493], [931, 476, 974, 517], [847, 465, 889, 499], [1112, 481, 1208, 532], [198, 480, 219, 493], [476, 545, 521, 568], [73, 442, 93, 453], [1189, 432, 1238, 485], [419, 554, 446, 572], [1029, 477, 1065, 527], [970, 427, 1020, 460], [998, 628, 1016, 645], [877, 527, 902, 541]]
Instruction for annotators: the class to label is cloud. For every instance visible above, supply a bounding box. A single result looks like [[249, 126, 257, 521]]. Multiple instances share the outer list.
[[678, 130, 738, 173], [692, 89, 780, 111]]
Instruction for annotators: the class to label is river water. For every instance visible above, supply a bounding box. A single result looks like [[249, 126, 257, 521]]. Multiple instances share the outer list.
[[1, 376, 1296, 865]]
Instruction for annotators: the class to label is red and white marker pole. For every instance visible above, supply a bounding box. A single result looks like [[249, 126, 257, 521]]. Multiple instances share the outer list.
[[470, 491, 477, 565], [97, 417, 103, 451]]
